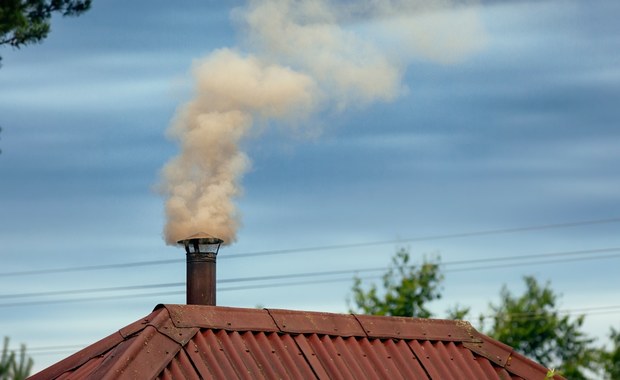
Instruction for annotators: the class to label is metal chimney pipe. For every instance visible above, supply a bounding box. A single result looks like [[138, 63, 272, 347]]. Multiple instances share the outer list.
[[177, 233, 223, 306]]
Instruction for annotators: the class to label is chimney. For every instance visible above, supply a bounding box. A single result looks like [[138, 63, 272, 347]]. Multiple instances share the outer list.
[[177, 233, 223, 306]]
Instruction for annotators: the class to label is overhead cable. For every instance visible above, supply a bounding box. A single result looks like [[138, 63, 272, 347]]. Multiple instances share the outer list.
[[1, 217, 619, 278]]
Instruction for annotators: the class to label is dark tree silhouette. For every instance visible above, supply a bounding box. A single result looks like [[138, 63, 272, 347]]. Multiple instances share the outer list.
[[0, 0, 92, 65]]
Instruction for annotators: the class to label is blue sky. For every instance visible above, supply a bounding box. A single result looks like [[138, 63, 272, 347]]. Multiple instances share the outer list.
[[1, 0, 619, 372]]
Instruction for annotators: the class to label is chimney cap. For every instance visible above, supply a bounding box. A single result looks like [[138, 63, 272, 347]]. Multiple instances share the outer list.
[[177, 232, 224, 245], [177, 232, 223, 255]]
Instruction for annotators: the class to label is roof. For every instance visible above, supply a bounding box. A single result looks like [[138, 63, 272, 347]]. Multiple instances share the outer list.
[[30, 304, 564, 380]]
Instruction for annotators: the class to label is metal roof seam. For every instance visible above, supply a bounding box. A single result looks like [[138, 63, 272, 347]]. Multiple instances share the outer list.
[[112, 307, 199, 354], [177, 346, 203, 380], [462, 333, 513, 368], [350, 313, 371, 339], [313, 333, 348, 379], [331, 336, 367, 379], [385, 338, 430, 379], [153, 324, 200, 346], [407, 340, 444, 379], [293, 334, 329, 379], [119, 308, 166, 339], [158, 348, 201, 380], [369, 337, 405, 379], [446, 342, 478, 379], [90, 326, 181, 379], [184, 329, 232, 379], [263, 308, 285, 334], [215, 330, 254, 379], [275, 332, 318, 378]]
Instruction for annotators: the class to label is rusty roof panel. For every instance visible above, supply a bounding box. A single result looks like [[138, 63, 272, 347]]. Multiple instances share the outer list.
[[477, 357, 503, 380], [331, 336, 369, 379], [157, 348, 200, 380], [368, 337, 412, 379], [185, 329, 237, 379], [384, 338, 429, 379], [293, 334, 433, 380], [55, 355, 106, 380], [268, 308, 366, 337], [31, 304, 562, 380], [90, 325, 182, 380], [408, 338, 552, 380], [185, 328, 317, 379], [163, 304, 279, 332]]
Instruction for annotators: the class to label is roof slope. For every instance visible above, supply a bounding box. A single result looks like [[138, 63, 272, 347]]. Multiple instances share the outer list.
[[30, 304, 564, 380]]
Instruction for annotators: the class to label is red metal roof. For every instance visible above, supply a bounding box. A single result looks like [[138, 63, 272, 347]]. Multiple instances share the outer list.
[[29, 304, 564, 380]]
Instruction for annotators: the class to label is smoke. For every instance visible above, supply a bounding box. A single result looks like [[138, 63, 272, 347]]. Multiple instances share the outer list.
[[161, 0, 486, 245], [162, 49, 317, 244]]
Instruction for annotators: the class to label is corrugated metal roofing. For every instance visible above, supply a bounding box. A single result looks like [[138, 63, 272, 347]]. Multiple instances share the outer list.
[[29, 304, 564, 380]]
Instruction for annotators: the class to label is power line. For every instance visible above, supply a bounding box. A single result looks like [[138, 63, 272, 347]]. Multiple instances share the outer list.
[[0, 283, 184, 300], [445, 252, 620, 273], [28, 350, 84, 357], [480, 304, 620, 320], [1, 249, 620, 308], [0, 291, 185, 308], [0, 259, 183, 278], [1, 217, 619, 278], [442, 247, 620, 267], [24, 344, 87, 352], [1, 247, 619, 302], [221, 252, 620, 292], [222, 218, 620, 260]]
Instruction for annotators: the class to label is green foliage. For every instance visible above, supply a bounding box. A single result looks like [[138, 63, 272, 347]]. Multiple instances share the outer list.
[[0, 0, 92, 64], [349, 248, 443, 317], [445, 303, 471, 320], [0, 337, 33, 380], [481, 276, 598, 379], [0, 338, 14, 378], [600, 327, 620, 379]]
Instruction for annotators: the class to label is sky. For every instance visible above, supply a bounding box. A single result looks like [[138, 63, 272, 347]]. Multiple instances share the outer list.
[[1, 0, 620, 373]]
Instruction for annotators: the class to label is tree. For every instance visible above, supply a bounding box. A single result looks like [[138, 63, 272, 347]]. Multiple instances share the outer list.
[[349, 247, 443, 318], [0, 337, 33, 380], [600, 327, 620, 379], [0, 338, 12, 379], [480, 276, 598, 379], [0, 0, 92, 65]]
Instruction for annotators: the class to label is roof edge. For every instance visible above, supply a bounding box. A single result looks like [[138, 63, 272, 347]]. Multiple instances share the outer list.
[[353, 313, 482, 342], [28, 330, 125, 380], [464, 331, 567, 380], [28, 307, 178, 380]]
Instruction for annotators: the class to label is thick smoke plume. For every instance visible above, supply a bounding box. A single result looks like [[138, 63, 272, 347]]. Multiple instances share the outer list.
[[161, 0, 486, 245], [162, 49, 317, 244]]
